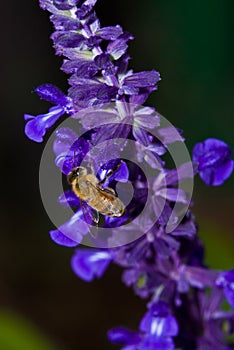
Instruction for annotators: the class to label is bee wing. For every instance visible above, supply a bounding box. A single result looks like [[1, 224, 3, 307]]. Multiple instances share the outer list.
[[100, 186, 116, 196], [80, 200, 99, 238]]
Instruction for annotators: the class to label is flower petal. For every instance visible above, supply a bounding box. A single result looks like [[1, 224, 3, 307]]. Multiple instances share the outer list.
[[50, 210, 89, 246], [156, 188, 188, 204], [58, 190, 80, 208], [54, 135, 89, 174], [134, 112, 160, 129], [156, 126, 184, 144], [133, 126, 150, 146], [53, 127, 78, 156], [51, 14, 80, 31], [98, 160, 129, 184], [96, 25, 123, 40], [170, 216, 197, 238], [165, 162, 194, 186], [91, 141, 122, 172], [94, 53, 114, 71], [143, 150, 164, 169], [75, 61, 99, 78], [71, 249, 112, 281], [84, 0, 98, 6], [80, 111, 118, 129], [114, 161, 129, 182], [199, 159, 234, 186], [52, 0, 78, 11], [107, 38, 129, 60], [193, 138, 230, 167], [68, 82, 118, 107], [107, 327, 141, 346], [141, 335, 175, 350], [24, 106, 65, 142], [123, 70, 160, 88], [75, 2, 96, 20], [140, 302, 178, 337], [52, 31, 85, 48], [35, 84, 68, 105], [55, 151, 74, 174], [49, 229, 79, 247]]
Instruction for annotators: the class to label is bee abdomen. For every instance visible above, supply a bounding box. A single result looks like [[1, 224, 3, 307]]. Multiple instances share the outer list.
[[88, 196, 109, 212], [101, 199, 125, 217]]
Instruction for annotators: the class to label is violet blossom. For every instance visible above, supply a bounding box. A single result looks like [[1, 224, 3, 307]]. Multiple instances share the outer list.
[[24, 0, 234, 349]]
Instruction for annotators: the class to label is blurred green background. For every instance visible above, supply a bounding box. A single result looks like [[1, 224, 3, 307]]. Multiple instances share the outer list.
[[1, 0, 234, 349]]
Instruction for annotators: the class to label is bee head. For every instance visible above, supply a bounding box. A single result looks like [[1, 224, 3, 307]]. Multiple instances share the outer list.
[[67, 166, 87, 184]]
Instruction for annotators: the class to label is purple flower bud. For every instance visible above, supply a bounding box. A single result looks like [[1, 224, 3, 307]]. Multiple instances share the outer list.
[[52, 31, 85, 48], [51, 14, 81, 31], [35, 84, 68, 106], [123, 71, 160, 88], [193, 138, 234, 186], [107, 36, 132, 60], [53, 0, 78, 11], [96, 25, 123, 40]]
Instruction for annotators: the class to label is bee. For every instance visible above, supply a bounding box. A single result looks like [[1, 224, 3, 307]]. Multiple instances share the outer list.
[[67, 164, 125, 224]]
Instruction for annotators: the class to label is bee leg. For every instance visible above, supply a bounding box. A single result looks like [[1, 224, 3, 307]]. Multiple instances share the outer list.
[[99, 160, 123, 185]]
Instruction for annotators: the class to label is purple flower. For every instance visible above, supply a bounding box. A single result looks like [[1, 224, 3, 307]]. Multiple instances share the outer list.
[[49, 209, 89, 247], [38, 0, 159, 108], [24, 84, 73, 142], [25, 1, 234, 349], [71, 249, 112, 281], [107, 327, 141, 349], [68, 81, 118, 108], [108, 302, 178, 350], [216, 269, 234, 309], [193, 138, 234, 186], [140, 301, 178, 336]]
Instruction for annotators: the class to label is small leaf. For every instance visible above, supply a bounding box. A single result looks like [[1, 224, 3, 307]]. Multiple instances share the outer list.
[[0, 310, 56, 350]]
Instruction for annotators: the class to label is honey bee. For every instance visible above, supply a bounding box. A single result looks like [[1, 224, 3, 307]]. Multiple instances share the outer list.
[[67, 164, 125, 224]]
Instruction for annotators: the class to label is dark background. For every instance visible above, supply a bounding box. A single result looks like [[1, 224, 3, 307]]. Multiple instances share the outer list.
[[1, 0, 234, 349]]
